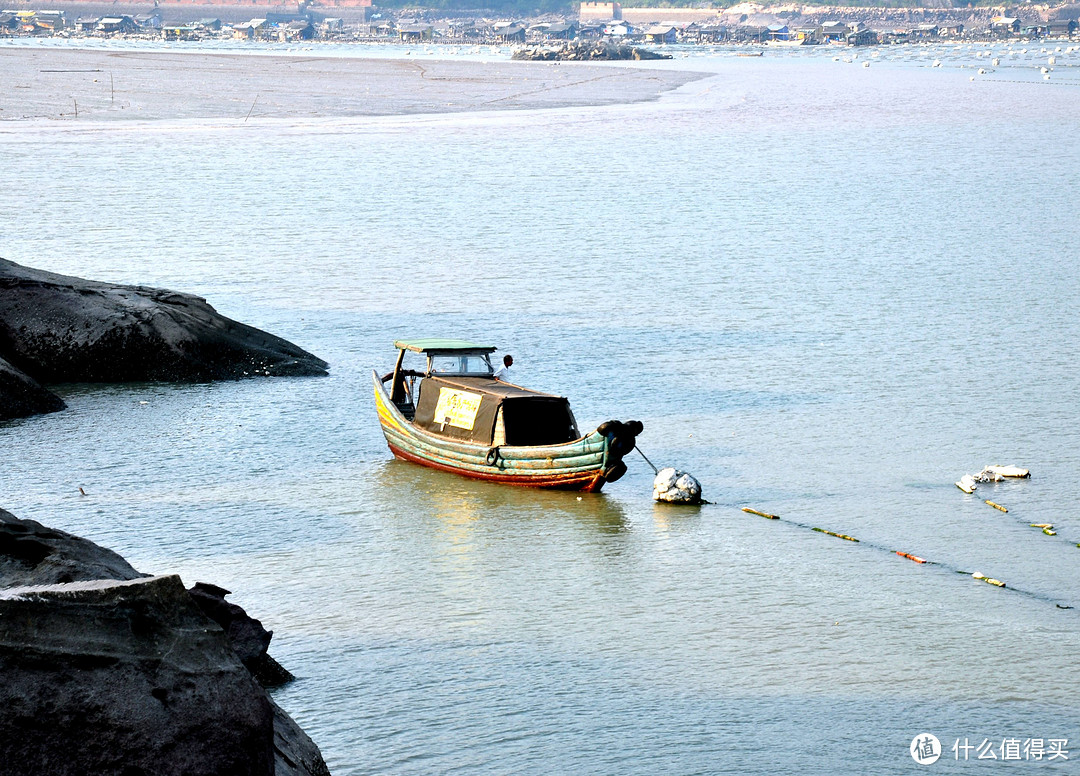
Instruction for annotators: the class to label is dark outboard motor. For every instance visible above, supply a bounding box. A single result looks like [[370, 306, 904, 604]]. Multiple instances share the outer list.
[[596, 419, 644, 483]]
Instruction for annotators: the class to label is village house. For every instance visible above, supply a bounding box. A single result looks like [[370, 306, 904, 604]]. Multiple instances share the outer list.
[[398, 23, 433, 41], [643, 24, 676, 44], [97, 16, 137, 34], [698, 24, 728, 42], [15, 11, 57, 33], [446, 20, 480, 39], [284, 19, 314, 40], [738, 25, 769, 43], [541, 21, 576, 40], [847, 24, 877, 46], [33, 11, 65, 31], [134, 12, 161, 30], [320, 17, 344, 35], [493, 23, 526, 43], [766, 23, 790, 41], [677, 21, 702, 41], [162, 24, 197, 40], [818, 21, 849, 42], [1047, 19, 1077, 37], [603, 20, 632, 37], [989, 16, 1021, 36], [232, 18, 268, 39]]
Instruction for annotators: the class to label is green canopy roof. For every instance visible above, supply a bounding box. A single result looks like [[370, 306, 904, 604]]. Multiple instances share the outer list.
[[394, 338, 497, 354]]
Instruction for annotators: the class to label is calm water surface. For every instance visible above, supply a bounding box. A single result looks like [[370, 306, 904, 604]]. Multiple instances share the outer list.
[[2, 47, 1080, 774]]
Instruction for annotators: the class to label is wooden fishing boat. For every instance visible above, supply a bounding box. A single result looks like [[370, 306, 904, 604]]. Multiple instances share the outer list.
[[373, 339, 642, 492]]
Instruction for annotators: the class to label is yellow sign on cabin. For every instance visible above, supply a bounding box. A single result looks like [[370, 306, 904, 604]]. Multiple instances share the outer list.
[[433, 387, 483, 431]]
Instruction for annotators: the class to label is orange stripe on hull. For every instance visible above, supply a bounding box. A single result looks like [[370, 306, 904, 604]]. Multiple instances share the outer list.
[[388, 443, 607, 492]]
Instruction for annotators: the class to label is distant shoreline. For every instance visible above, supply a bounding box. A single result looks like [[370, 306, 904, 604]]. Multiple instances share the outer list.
[[0, 46, 708, 123]]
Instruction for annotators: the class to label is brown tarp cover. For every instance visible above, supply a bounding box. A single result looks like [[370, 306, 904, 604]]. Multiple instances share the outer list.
[[414, 376, 572, 445]]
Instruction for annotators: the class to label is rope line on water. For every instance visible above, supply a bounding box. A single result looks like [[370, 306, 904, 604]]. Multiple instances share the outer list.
[[738, 504, 1076, 611], [978, 497, 1080, 544]]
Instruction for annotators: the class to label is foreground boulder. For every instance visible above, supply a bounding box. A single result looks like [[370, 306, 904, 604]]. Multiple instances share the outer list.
[[0, 509, 329, 776], [0, 354, 65, 421], [0, 575, 276, 776], [0, 257, 327, 384]]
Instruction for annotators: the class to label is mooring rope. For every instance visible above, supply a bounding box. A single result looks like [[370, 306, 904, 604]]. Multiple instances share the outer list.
[[634, 445, 659, 475]]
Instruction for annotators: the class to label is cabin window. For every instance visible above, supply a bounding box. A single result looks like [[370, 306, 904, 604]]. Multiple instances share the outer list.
[[429, 354, 493, 376], [501, 398, 578, 446]]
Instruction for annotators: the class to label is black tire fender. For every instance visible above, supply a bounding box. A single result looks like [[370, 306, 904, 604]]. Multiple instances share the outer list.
[[603, 460, 628, 483]]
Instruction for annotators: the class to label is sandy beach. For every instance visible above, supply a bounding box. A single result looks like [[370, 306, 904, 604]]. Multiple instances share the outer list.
[[0, 47, 707, 122]]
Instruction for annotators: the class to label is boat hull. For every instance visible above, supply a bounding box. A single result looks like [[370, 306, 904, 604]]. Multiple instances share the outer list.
[[373, 370, 614, 492]]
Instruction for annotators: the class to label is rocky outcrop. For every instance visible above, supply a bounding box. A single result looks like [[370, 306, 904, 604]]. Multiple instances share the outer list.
[[0, 354, 65, 421], [0, 257, 327, 387], [0, 508, 143, 586], [189, 581, 295, 687], [272, 699, 333, 776], [513, 42, 672, 61], [0, 509, 330, 776], [0, 575, 276, 776]]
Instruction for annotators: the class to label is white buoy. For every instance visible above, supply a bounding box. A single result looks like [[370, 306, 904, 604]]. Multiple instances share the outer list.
[[653, 467, 703, 504], [956, 474, 977, 493], [985, 465, 1030, 478]]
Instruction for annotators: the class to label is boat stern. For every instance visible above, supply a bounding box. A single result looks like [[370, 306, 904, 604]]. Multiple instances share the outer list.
[[592, 419, 644, 488]]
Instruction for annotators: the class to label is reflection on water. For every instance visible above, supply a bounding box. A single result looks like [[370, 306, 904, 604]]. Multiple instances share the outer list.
[[376, 458, 629, 536]]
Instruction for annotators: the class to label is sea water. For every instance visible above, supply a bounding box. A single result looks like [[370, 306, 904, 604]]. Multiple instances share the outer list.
[[2, 48, 1080, 774]]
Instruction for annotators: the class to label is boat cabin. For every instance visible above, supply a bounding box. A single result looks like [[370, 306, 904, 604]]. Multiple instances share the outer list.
[[387, 339, 580, 447]]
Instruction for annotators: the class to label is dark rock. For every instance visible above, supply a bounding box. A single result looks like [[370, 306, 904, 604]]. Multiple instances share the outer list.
[[0, 575, 275, 776], [0, 354, 65, 421], [0, 257, 328, 383], [0, 508, 144, 587], [0, 511, 331, 776], [271, 698, 332, 776], [188, 580, 295, 687]]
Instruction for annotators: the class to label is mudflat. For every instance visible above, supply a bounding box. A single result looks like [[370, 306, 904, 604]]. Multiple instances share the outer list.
[[0, 47, 707, 122]]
